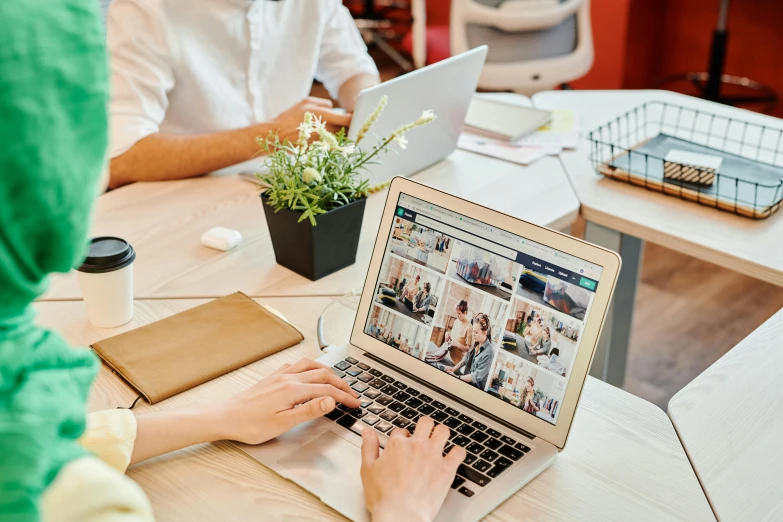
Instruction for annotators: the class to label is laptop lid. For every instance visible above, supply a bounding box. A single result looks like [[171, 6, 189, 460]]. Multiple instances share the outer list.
[[351, 177, 621, 449], [348, 46, 488, 184]]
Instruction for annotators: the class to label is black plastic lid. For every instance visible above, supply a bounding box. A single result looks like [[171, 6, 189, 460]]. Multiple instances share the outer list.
[[77, 237, 136, 274]]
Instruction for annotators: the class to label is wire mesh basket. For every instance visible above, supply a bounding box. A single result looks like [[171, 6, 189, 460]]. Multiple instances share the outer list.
[[588, 101, 783, 219]]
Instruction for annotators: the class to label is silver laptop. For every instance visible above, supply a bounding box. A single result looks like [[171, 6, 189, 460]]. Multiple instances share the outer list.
[[238, 177, 621, 521], [348, 46, 488, 184], [237, 47, 486, 185]]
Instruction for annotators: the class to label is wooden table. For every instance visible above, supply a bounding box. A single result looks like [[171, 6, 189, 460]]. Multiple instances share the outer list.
[[668, 307, 783, 522], [532, 90, 783, 387], [35, 298, 715, 521], [41, 150, 578, 301]]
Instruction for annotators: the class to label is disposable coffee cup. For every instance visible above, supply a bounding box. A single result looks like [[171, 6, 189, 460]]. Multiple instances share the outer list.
[[76, 237, 136, 328]]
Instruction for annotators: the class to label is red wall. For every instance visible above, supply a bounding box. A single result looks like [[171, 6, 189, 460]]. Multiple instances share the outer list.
[[572, 0, 783, 117], [571, 0, 632, 90]]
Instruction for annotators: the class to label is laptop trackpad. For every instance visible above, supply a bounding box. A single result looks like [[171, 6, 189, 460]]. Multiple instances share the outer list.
[[278, 430, 368, 521]]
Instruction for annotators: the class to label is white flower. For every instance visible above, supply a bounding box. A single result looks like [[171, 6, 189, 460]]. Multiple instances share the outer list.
[[311, 116, 327, 133], [417, 109, 436, 125], [316, 127, 339, 151], [391, 109, 437, 137], [302, 167, 322, 184], [297, 113, 314, 149], [393, 135, 408, 150], [336, 143, 356, 157]]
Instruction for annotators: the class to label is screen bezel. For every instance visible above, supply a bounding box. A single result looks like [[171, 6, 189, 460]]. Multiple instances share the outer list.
[[350, 177, 621, 449]]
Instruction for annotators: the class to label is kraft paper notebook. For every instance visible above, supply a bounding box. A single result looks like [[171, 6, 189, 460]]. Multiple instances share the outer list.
[[91, 292, 304, 404]]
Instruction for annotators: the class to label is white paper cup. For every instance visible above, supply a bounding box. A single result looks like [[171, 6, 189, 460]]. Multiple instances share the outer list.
[[76, 237, 136, 328]]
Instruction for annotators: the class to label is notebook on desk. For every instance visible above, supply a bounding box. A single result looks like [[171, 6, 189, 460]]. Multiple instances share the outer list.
[[464, 96, 552, 141], [91, 292, 303, 404]]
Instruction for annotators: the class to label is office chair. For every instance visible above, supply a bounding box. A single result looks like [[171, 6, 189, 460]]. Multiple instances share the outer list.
[[658, 0, 777, 113], [450, 0, 594, 95]]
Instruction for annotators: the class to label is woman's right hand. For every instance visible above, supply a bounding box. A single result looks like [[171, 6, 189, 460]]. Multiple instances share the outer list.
[[444, 332, 452, 342], [361, 418, 466, 522], [214, 358, 361, 445], [444, 366, 456, 375]]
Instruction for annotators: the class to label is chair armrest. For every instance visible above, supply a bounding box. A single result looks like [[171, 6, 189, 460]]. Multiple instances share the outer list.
[[462, 0, 584, 32]]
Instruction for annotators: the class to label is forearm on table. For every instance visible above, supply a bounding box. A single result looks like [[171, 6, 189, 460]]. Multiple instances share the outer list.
[[109, 124, 272, 188], [337, 72, 380, 111], [130, 402, 228, 465]]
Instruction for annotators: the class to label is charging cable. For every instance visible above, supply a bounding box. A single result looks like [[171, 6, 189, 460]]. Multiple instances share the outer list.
[[317, 290, 361, 351]]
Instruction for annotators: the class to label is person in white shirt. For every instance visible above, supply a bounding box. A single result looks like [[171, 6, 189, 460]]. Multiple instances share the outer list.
[[106, 0, 380, 188]]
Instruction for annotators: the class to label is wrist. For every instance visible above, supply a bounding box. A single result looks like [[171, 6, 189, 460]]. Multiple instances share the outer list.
[[242, 122, 274, 155], [371, 502, 431, 522], [198, 401, 235, 442]]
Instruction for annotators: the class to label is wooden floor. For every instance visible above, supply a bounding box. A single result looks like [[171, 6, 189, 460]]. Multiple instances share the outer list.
[[570, 217, 783, 408], [313, 50, 783, 409], [626, 241, 783, 408]]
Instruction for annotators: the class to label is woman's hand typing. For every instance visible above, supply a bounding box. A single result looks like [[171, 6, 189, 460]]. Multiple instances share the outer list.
[[131, 358, 361, 464], [361, 417, 466, 522], [215, 358, 361, 445]]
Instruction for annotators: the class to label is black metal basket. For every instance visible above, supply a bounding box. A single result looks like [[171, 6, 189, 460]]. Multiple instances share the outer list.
[[588, 101, 783, 219]]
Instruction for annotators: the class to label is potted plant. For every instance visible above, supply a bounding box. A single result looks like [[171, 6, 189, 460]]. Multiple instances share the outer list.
[[256, 96, 436, 280]]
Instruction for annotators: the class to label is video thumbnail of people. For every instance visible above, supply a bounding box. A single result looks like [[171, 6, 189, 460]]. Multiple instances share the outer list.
[[389, 216, 454, 274], [365, 305, 430, 360], [446, 240, 520, 301], [373, 256, 445, 325], [501, 298, 582, 378], [424, 281, 509, 390], [516, 265, 592, 320], [486, 350, 566, 424]]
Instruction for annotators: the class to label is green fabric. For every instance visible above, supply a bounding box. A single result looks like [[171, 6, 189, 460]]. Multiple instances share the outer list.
[[0, 0, 108, 520]]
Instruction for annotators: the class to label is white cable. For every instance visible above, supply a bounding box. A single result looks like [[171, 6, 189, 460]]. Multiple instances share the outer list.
[[317, 290, 361, 351]]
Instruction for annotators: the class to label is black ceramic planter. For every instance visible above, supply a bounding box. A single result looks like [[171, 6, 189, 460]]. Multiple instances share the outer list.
[[261, 194, 366, 281]]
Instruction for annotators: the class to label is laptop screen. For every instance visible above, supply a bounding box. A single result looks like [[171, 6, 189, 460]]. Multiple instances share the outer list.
[[362, 193, 604, 426]]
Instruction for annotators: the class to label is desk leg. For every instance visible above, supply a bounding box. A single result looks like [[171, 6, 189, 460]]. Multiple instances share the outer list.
[[584, 221, 644, 387]]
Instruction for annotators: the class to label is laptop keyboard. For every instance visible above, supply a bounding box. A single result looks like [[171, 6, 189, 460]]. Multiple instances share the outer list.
[[331, 357, 531, 498]]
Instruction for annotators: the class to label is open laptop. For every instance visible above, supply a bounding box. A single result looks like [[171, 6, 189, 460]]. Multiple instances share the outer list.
[[238, 177, 621, 521], [237, 47, 486, 184], [347, 46, 487, 183]]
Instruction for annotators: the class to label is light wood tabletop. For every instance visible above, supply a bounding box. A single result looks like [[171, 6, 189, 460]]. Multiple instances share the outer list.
[[41, 150, 578, 301], [35, 298, 714, 522], [532, 90, 783, 287], [668, 307, 783, 522]]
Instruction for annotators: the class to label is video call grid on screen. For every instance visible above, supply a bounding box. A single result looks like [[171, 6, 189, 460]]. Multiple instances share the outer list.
[[364, 194, 603, 425]]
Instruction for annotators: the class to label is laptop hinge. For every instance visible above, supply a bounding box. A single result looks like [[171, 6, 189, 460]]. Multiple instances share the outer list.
[[364, 352, 535, 440]]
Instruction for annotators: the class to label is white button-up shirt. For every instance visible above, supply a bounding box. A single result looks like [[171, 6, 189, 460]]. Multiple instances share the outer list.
[[107, 0, 378, 158]]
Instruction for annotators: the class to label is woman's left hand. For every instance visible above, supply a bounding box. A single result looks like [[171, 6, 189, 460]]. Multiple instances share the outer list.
[[213, 358, 362, 445]]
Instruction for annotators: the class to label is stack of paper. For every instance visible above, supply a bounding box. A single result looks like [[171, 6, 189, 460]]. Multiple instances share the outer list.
[[458, 110, 580, 165]]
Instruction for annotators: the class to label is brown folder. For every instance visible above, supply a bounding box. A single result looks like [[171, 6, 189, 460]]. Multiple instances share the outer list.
[[91, 292, 304, 404]]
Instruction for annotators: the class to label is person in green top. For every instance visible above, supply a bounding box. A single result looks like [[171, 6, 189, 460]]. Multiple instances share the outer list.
[[0, 2, 465, 521], [0, 0, 109, 518]]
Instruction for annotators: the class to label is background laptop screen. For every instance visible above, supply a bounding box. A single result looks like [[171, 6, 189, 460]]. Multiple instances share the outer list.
[[363, 193, 604, 425]]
